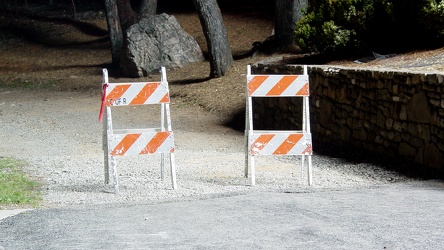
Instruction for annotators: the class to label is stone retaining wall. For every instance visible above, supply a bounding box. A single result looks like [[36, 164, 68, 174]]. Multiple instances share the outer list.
[[252, 64, 444, 175]]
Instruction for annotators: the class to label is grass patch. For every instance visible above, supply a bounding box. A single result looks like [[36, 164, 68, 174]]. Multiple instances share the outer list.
[[0, 157, 41, 207]]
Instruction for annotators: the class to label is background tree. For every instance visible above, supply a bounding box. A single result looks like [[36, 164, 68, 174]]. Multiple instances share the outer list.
[[104, 0, 124, 67], [274, 0, 308, 52], [192, 0, 233, 77], [139, 0, 157, 16]]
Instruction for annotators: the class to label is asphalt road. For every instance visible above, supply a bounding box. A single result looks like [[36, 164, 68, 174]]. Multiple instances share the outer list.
[[1, 180, 443, 249]]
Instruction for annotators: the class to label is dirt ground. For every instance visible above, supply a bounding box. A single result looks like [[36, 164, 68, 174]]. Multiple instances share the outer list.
[[0, 6, 276, 125], [0, 4, 443, 125], [0, 4, 443, 210]]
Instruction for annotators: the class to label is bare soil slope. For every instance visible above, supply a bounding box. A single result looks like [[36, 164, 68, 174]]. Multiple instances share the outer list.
[[0, 5, 443, 123]]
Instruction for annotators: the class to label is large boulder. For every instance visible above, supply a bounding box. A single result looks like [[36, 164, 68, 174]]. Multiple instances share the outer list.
[[120, 13, 204, 77]]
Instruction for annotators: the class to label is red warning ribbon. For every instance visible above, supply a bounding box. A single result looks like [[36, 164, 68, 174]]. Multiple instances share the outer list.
[[98, 83, 108, 122]]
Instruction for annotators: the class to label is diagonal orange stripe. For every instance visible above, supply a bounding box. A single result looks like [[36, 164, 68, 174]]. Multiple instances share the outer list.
[[159, 93, 170, 103], [130, 83, 160, 105], [140, 131, 171, 154], [273, 134, 303, 154], [296, 82, 309, 96], [250, 134, 275, 155], [106, 85, 131, 106], [301, 144, 312, 155], [248, 76, 269, 96], [111, 134, 141, 156], [266, 76, 298, 96]]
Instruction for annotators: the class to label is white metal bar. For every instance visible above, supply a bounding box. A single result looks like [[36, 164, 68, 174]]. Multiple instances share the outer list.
[[111, 156, 119, 194], [106, 107, 113, 185], [244, 104, 249, 178], [304, 65, 312, 185], [165, 103, 176, 189], [160, 67, 167, 182], [251, 130, 306, 134], [170, 152, 177, 190], [102, 69, 110, 184], [113, 128, 161, 134], [301, 155, 305, 180], [247, 96, 255, 185], [244, 66, 251, 178], [162, 66, 177, 189], [308, 155, 313, 185], [160, 103, 165, 180], [245, 65, 257, 185]]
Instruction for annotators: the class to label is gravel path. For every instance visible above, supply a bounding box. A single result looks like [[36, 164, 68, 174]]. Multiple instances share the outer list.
[[0, 89, 414, 208]]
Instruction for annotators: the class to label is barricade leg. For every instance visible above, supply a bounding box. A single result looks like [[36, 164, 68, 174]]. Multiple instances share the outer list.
[[103, 143, 110, 184], [308, 155, 313, 185], [244, 99, 250, 178], [246, 131, 256, 186], [170, 153, 177, 190], [111, 156, 119, 194], [244, 133, 249, 178], [160, 153, 165, 181], [164, 103, 177, 189], [249, 156, 255, 186], [104, 107, 113, 184], [245, 90, 256, 185], [301, 155, 305, 180], [160, 103, 166, 181]]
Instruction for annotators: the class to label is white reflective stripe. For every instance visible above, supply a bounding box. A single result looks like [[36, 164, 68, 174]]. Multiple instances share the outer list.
[[106, 84, 116, 94], [106, 82, 169, 105], [250, 133, 312, 155], [285, 134, 311, 155], [110, 132, 174, 156], [120, 84, 144, 104], [248, 75, 284, 96], [147, 84, 169, 104], [280, 76, 309, 96], [248, 75, 309, 97], [154, 132, 174, 153]]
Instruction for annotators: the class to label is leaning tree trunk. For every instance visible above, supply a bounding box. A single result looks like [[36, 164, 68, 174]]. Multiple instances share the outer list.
[[104, 0, 124, 68], [116, 0, 138, 30], [274, 0, 307, 52], [193, 0, 233, 78]]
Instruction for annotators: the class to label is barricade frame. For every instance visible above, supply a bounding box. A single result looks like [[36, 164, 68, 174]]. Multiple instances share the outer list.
[[244, 65, 313, 186], [101, 67, 177, 194]]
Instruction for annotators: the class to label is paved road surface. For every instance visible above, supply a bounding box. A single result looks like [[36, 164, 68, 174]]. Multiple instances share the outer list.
[[1, 180, 443, 249]]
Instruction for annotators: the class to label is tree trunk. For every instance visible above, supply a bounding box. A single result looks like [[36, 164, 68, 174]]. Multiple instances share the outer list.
[[139, 0, 158, 17], [193, 0, 233, 78], [274, 0, 307, 52], [104, 0, 124, 68], [116, 0, 138, 30]]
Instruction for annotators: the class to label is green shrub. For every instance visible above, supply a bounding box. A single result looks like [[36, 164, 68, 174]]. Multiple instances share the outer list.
[[295, 0, 444, 54], [420, 0, 444, 39]]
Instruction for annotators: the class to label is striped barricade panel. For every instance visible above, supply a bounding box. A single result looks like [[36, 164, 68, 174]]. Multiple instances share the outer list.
[[105, 82, 170, 106], [247, 74, 309, 97], [109, 131, 174, 156], [249, 132, 312, 156]]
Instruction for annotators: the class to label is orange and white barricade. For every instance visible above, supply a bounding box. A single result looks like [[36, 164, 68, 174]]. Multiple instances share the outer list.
[[244, 65, 313, 186], [100, 67, 176, 194]]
